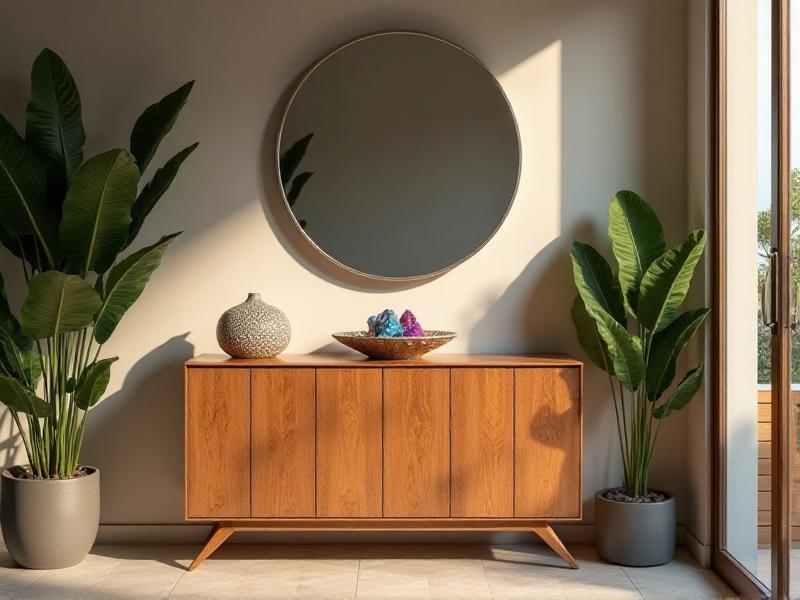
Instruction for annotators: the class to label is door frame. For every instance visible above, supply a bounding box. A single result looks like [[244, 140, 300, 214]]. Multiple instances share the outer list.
[[711, 1, 791, 598]]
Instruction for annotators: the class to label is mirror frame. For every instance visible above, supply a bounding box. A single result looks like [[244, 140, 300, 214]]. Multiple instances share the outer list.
[[276, 30, 521, 281]]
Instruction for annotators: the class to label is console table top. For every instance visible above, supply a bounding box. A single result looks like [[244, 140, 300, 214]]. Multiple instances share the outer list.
[[187, 353, 582, 368]]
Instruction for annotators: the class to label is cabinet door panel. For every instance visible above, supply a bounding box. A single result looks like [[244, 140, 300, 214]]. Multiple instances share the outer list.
[[514, 367, 581, 518], [316, 369, 382, 517], [185, 368, 250, 518], [451, 368, 513, 517], [252, 369, 315, 517], [383, 368, 450, 517]]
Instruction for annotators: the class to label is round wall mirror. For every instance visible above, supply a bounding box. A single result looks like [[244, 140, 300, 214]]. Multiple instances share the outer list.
[[277, 31, 520, 280]]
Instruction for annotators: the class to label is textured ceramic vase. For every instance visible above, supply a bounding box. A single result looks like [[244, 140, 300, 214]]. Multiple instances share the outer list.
[[216, 293, 291, 358], [1, 467, 100, 569], [595, 488, 675, 566]]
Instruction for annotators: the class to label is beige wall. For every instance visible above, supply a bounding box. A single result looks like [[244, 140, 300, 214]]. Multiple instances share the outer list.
[[685, 0, 713, 566], [0, 0, 689, 535]]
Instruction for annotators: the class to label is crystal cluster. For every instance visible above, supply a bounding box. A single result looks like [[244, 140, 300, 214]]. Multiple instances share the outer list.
[[367, 309, 425, 337], [399, 309, 424, 337]]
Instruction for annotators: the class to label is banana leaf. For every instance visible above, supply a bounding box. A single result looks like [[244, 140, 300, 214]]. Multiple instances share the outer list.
[[646, 307, 710, 400], [608, 190, 665, 312], [25, 48, 85, 190], [94, 232, 180, 343], [59, 149, 139, 275], [0, 115, 58, 266], [20, 271, 101, 339], [637, 230, 706, 332], [654, 364, 704, 418], [570, 241, 626, 325], [130, 81, 194, 173], [127, 143, 197, 246], [74, 357, 117, 410]]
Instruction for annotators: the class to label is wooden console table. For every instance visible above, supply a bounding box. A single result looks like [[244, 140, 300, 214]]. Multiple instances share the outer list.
[[184, 354, 583, 570]]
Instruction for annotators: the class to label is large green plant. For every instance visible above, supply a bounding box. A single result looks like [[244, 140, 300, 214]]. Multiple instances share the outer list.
[[570, 191, 709, 497], [0, 49, 197, 478]]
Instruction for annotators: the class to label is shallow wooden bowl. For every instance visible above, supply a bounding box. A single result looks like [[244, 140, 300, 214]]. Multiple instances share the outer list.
[[331, 330, 457, 360]]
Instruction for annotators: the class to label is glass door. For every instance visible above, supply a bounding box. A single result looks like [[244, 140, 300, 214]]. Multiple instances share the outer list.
[[715, 0, 792, 598]]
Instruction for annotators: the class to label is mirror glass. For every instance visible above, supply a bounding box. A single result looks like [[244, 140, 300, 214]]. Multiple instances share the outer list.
[[278, 32, 520, 279]]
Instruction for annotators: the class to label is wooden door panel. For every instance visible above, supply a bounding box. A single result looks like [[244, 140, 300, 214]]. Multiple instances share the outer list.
[[383, 368, 450, 517], [316, 368, 382, 517], [514, 367, 581, 518], [185, 368, 250, 518], [251, 369, 315, 517], [451, 368, 513, 517]]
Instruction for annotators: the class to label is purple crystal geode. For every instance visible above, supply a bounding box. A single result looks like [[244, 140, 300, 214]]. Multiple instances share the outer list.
[[400, 309, 425, 337], [368, 309, 404, 337]]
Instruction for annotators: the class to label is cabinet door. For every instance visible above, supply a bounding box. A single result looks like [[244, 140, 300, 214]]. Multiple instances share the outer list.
[[383, 368, 450, 517], [316, 369, 382, 517], [514, 367, 581, 518], [185, 368, 250, 518], [451, 368, 513, 517], [251, 369, 315, 517]]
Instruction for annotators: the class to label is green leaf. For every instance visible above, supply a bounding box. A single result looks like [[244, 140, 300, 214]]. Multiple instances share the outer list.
[[286, 171, 313, 205], [646, 307, 711, 401], [20, 271, 101, 339], [637, 230, 706, 332], [74, 356, 117, 410], [608, 190, 665, 312], [570, 295, 613, 375], [570, 241, 626, 325], [25, 48, 85, 188], [0, 224, 37, 266], [94, 233, 180, 343], [130, 81, 194, 173], [0, 373, 52, 417], [126, 142, 197, 246], [0, 272, 29, 350], [280, 133, 313, 186], [60, 149, 139, 275], [0, 114, 57, 266], [654, 364, 704, 419], [19, 350, 41, 388], [592, 307, 644, 391]]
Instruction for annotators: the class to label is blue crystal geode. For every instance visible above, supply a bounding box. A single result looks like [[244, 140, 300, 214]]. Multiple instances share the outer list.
[[367, 309, 404, 337]]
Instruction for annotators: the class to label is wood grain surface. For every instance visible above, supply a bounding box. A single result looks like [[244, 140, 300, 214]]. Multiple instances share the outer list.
[[251, 369, 315, 517], [185, 368, 251, 518], [514, 367, 581, 518], [383, 368, 450, 517], [315, 368, 383, 517], [187, 353, 582, 368], [450, 368, 514, 517]]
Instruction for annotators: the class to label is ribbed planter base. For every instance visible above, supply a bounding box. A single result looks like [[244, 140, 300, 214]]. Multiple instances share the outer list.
[[1, 466, 100, 569]]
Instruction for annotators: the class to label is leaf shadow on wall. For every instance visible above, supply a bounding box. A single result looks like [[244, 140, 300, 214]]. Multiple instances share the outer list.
[[0, 410, 22, 467], [79, 334, 195, 523]]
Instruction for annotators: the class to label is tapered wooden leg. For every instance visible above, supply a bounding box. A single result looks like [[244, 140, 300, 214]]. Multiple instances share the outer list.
[[188, 523, 235, 571], [531, 523, 579, 569]]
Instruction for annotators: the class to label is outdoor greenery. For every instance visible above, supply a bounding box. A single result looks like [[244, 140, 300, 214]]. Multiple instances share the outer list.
[[757, 168, 800, 383], [570, 191, 710, 498], [0, 49, 197, 478]]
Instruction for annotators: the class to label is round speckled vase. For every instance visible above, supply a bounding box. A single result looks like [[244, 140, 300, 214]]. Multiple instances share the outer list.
[[216, 293, 291, 358], [595, 488, 675, 567], [1, 466, 100, 569]]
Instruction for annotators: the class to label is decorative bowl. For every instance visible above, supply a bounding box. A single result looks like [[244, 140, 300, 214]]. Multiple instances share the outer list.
[[331, 331, 457, 360]]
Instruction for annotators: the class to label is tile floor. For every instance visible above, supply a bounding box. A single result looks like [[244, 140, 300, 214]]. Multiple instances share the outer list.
[[0, 543, 737, 599]]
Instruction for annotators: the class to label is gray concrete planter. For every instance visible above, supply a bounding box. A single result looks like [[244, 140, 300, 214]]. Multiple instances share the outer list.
[[595, 487, 675, 566], [1, 466, 99, 569]]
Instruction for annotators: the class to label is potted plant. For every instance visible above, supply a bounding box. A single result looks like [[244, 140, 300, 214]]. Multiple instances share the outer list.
[[570, 190, 709, 566], [0, 48, 197, 569]]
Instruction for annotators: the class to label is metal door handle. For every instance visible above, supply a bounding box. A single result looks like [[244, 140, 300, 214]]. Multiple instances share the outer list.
[[763, 249, 778, 332]]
